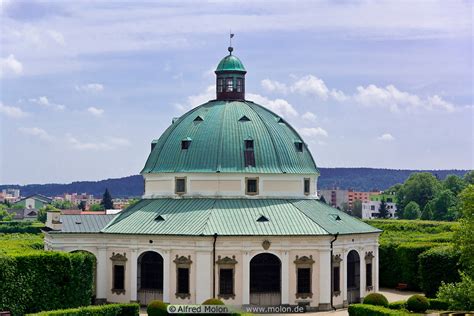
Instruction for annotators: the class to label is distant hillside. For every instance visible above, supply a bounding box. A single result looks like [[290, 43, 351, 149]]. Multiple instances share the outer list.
[[1, 168, 469, 198]]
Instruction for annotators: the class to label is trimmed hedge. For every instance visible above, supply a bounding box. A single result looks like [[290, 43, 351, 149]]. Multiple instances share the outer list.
[[0, 221, 44, 234], [0, 251, 95, 316], [406, 294, 429, 313], [388, 301, 406, 310], [147, 300, 168, 316], [348, 304, 408, 316], [418, 245, 460, 297], [202, 298, 225, 305], [363, 293, 389, 307], [428, 298, 449, 310], [26, 303, 139, 316]]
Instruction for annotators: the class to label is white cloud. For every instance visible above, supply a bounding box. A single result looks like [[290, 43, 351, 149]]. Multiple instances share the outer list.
[[301, 111, 317, 122], [18, 127, 53, 141], [29, 96, 65, 111], [291, 75, 329, 100], [377, 133, 395, 141], [87, 106, 104, 117], [247, 93, 298, 117], [354, 84, 455, 113], [261, 79, 288, 94], [329, 89, 348, 102], [298, 127, 328, 138], [0, 54, 23, 77], [47, 30, 66, 46], [0, 102, 28, 118], [75, 83, 104, 93], [66, 135, 130, 151]]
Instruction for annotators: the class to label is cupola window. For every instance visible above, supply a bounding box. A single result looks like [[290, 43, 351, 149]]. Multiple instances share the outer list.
[[175, 177, 186, 194], [295, 141, 304, 152], [304, 178, 310, 195], [226, 78, 233, 92], [244, 139, 255, 167], [246, 177, 258, 195], [236, 78, 243, 92], [217, 79, 224, 93], [245, 139, 254, 150], [181, 138, 192, 150]]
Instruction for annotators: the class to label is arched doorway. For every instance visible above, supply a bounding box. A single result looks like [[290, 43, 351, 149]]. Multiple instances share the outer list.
[[71, 250, 97, 301], [137, 251, 164, 305], [250, 253, 281, 305], [347, 250, 360, 304]]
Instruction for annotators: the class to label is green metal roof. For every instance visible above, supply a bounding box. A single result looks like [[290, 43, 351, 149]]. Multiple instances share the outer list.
[[141, 100, 319, 174], [216, 54, 246, 73], [54, 215, 116, 233], [101, 198, 381, 236]]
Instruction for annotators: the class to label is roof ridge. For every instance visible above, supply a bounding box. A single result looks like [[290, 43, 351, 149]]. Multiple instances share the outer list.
[[215, 101, 228, 172], [244, 101, 284, 173], [198, 198, 218, 235], [101, 199, 150, 231], [287, 199, 332, 235]]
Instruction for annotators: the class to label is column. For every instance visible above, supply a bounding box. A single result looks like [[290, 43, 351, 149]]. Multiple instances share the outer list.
[[281, 251, 289, 304], [319, 250, 331, 310], [96, 247, 108, 303], [242, 252, 250, 304], [163, 251, 170, 302], [360, 253, 366, 299], [342, 251, 348, 307], [375, 247, 379, 292], [130, 249, 138, 302], [195, 251, 212, 303]]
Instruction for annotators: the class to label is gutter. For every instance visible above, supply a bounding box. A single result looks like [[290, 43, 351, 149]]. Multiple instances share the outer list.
[[213, 233, 218, 298], [330, 232, 339, 311]]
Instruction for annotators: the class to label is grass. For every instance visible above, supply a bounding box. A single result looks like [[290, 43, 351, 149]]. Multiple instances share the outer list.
[[0, 233, 45, 255]]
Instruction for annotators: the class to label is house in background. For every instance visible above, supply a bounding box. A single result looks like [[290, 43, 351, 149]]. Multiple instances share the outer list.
[[362, 193, 397, 219], [14, 194, 52, 210]]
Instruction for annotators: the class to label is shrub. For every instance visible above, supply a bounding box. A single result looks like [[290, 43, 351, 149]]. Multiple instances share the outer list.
[[0, 252, 94, 316], [427, 298, 449, 311], [26, 304, 138, 316], [147, 300, 168, 316], [348, 304, 408, 316], [202, 298, 225, 305], [418, 245, 460, 297], [0, 221, 44, 234], [437, 272, 474, 311], [363, 293, 389, 307], [388, 301, 406, 310], [406, 294, 429, 313]]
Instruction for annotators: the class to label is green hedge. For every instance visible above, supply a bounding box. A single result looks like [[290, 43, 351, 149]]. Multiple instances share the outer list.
[[387, 301, 406, 310], [427, 298, 449, 310], [26, 303, 139, 316], [0, 251, 95, 316], [418, 246, 460, 297], [348, 304, 408, 316], [0, 221, 44, 234]]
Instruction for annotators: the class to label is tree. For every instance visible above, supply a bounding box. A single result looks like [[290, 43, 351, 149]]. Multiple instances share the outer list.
[[464, 170, 474, 185], [404, 201, 421, 220], [397, 173, 441, 212], [37, 204, 58, 223], [78, 201, 86, 212], [341, 202, 350, 214], [52, 200, 75, 210], [421, 202, 433, 220], [89, 203, 105, 211], [443, 175, 467, 196], [378, 198, 389, 218], [455, 185, 474, 277], [431, 189, 457, 221], [0, 204, 14, 221], [100, 188, 114, 210], [352, 199, 362, 219]]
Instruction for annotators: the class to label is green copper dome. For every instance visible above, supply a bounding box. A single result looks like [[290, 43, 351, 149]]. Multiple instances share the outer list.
[[141, 100, 318, 174], [216, 54, 246, 73]]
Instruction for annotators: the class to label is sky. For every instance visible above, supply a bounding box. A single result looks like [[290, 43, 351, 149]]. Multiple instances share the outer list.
[[0, 0, 472, 185]]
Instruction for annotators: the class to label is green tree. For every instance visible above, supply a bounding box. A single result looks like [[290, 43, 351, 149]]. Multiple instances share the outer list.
[[421, 202, 433, 220], [37, 204, 58, 223], [397, 173, 441, 214], [464, 170, 474, 185], [404, 201, 421, 219], [378, 198, 389, 218], [52, 200, 75, 210], [0, 204, 14, 221], [100, 188, 114, 210], [443, 175, 467, 196], [455, 185, 474, 276], [431, 189, 457, 221], [352, 199, 363, 219], [341, 202, 350, 214], [78, 201, 86, 212], [89, 203, 105, 211]]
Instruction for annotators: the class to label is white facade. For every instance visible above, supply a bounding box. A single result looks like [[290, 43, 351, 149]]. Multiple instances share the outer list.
[[362, 201, 397, 219]]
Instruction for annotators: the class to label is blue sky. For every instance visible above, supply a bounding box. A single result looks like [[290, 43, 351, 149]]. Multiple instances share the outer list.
[[0, 0, 472, 185]]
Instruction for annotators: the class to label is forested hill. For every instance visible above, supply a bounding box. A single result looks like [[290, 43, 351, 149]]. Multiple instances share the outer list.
[[1, 168, 469, 198]]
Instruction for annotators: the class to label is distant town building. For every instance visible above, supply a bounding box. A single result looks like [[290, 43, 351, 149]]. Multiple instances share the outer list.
[[0, 188, 21, 203], [14, 194, 52, 209], [347, 190, 380, 209], [318, 188, 348, 209], [362, 193, 397, 219], [6, 208, 40, 221]]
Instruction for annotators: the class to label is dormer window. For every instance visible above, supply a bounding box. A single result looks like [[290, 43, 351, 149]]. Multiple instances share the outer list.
[[226, 78, 233, 92], [295, 141, 303, 152], [304, 178, 310, 195], [244, 139, 255, 167], [277, 117, 285, 124], [182, 138, 192, 150], [239, 115, 250, 122], [175, 177, 186, 194], [245, 139, 254, 150], [193, 116, 203, 122], [155, 215, 165, 222], [257, 215, 268, 222], [246, 177, 258, 195]]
